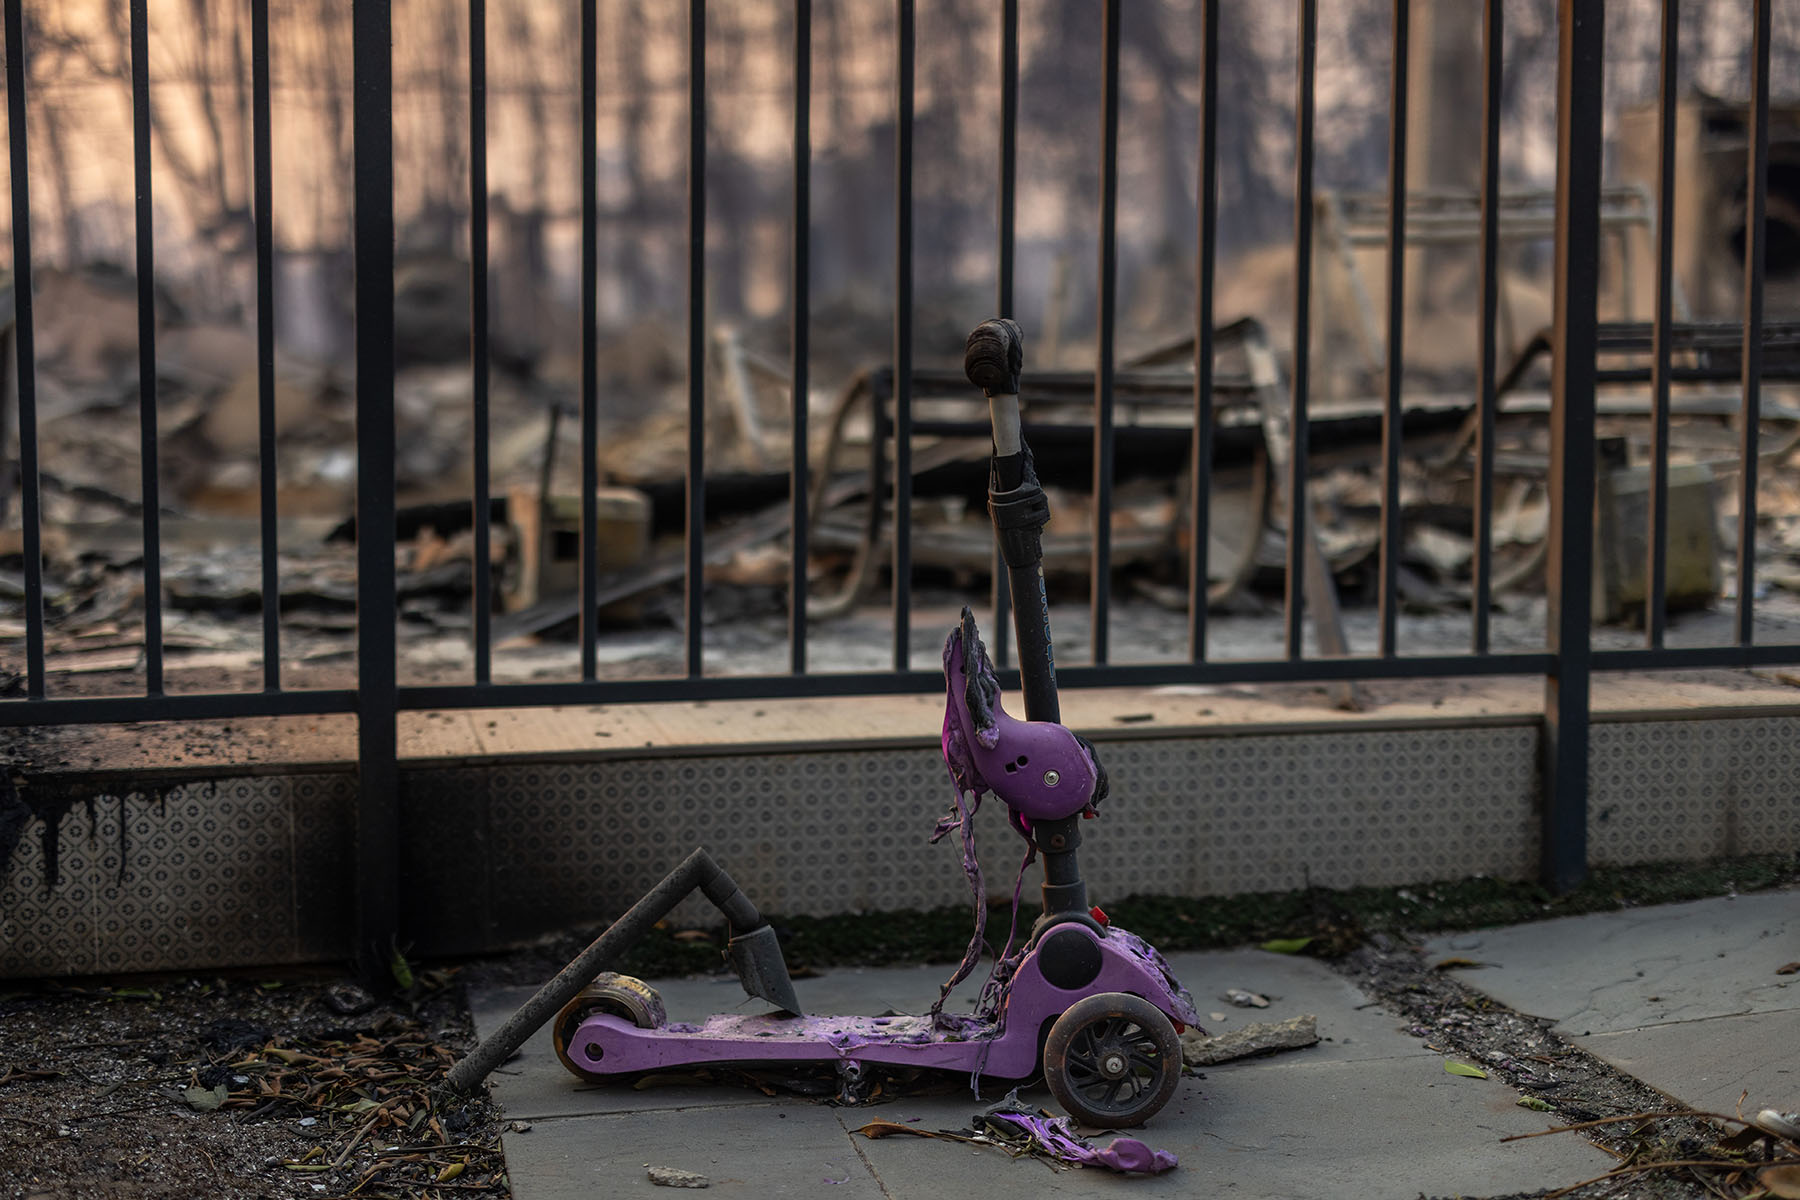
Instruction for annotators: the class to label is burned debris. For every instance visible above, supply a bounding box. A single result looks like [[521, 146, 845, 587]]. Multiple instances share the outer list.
[[5, 253, 1800, 689]]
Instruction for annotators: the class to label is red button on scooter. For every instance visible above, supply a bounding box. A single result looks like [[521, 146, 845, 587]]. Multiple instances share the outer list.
[[1089, 906, 1109, 927]]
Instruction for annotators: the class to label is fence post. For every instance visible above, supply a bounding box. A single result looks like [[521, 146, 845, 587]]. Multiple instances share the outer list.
[[1542, 0, 1602, 893], [4, 0, 46, 701], [353, 0, 400, 982]]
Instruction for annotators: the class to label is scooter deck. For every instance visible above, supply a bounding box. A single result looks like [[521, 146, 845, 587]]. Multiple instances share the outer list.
[[564, 1007, 1034, 1079]]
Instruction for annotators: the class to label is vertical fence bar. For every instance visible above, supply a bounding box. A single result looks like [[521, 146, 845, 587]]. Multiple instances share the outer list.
[[996, 0, 1016, 322], [892, 0, 913, 672], [579, 0, 599, 682], [686, 0, 707, 678], [790, 0, 810, 676], [4, 2, 45, 700], [352, 0, 400, 980], [470, 0, 492, 685], [1471, 0, 1501, 655], [252, 0, 280, 690], [4, 4, 43, 698], [1091, 0, 1120, 666], [991, 0, 1018, 670], [1542, 0, 1602, 894], [1189, 0, 1219, 664], [1645, 0, 1678, 649], [1737, 0, 1770, 646], [1286, 0, 1317, 660], [1377, 0, 1409, 659], [130, 0, 163, 695]]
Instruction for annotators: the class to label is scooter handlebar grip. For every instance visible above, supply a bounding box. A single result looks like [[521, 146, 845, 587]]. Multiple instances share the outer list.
[[964, 318, 1023, 397]]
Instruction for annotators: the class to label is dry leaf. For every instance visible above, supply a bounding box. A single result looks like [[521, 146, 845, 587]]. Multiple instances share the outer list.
[[854, 1120, 978, 1147], [1434, 957, 1486, 971], [1760, 1164, 1800, 1199], [856, 1120, 930, 1140], [1716, 1126, 1766, 1152], [1777, 961, 1800, 975], [182, 1084, 228, 1111]]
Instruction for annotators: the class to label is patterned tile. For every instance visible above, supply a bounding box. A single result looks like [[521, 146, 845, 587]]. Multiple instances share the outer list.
[[94, 781, 296, 972], [1590, 718, 1800, 865], [401, 769, 493, 955], [0, 795, 103, 976], [410, 726, 1545, 947], [292, 775, 357, 962], [1, 774, 354, 977]]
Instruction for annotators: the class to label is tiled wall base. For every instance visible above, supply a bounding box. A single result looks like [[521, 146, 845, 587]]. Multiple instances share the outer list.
[[0, 775, 355, 976], [1588, 717, 1800, 864], [4, 718, 1794, 976]]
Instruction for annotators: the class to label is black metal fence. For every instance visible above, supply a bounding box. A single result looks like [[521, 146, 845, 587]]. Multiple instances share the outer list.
[[1, 0, 1794, 973]]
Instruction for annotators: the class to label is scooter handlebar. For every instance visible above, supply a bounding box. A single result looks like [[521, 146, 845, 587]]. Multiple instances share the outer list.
[[964, 317, 1027, 468], [963, 317, 1023, 397]]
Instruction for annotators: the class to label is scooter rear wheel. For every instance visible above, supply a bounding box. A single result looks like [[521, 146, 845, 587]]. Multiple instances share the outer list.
[[552, 973, 666, 1082], [1042, 992, 1182, 1128]]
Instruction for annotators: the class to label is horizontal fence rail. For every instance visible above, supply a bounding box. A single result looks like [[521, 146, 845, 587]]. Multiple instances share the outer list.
[[0, 0, 1793, 967]]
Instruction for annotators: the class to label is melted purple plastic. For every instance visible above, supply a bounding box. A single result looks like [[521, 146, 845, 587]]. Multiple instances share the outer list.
[[984, 1109, 1179, 1174], [940, 619, 1098, 823]]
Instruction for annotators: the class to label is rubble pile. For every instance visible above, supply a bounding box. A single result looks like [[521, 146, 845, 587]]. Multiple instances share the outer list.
[[5, 264, 1800, 692]]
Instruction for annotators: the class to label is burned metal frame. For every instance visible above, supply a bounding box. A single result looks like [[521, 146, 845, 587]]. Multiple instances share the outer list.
[[1, 0, 1794, 959]]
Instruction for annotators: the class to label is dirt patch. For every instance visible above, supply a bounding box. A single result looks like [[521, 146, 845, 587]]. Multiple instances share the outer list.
[[0, 971, 502, 1200]]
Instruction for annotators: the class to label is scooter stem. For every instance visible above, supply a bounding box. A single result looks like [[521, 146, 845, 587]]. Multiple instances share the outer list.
[[964, 318, 1088, 917]]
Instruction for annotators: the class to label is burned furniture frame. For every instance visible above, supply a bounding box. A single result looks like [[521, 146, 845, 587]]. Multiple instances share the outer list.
[[805, 320, 1291, 643], [1428, 318, 1800, 619], [1316, 186, 1695, 380], [1436, 320, 1800, 465], [1498, 321, 1800, 396]]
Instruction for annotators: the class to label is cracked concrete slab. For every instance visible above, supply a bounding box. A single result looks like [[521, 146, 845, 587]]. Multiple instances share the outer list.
[[836, 1057, 1611, 1200], [1427, 889, 1799, 1035], [1574, 1010, 1800, 1117], [1426, 890, 1799, 1119], [500, 1104, 886, 1199], [471, 944, 1613, 1198]]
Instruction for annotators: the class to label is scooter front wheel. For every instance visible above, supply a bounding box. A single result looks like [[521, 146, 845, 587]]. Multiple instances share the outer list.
[[552, 973, 666, 1082], [1042, 992, 1182, 1128]]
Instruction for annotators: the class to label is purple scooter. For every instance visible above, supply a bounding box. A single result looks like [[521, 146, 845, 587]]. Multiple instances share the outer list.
[[448, 321, 1201, 1128]]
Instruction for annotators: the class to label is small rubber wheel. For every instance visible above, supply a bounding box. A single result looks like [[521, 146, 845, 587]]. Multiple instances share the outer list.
[[552, 973, 665, 1082], [1042, 992, 1182, 1128]]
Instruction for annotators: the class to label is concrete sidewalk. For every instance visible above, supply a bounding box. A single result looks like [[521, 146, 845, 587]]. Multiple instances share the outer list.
[[470, 889, 1796, 1199], [1425, 888, 1800, 1122]]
